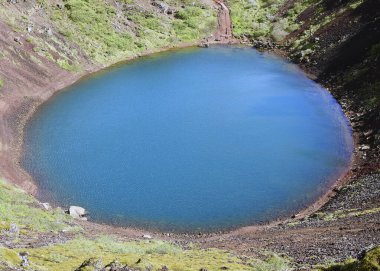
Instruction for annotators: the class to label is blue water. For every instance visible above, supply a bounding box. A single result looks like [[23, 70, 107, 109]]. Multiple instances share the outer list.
[[22, 46, 353, 232]]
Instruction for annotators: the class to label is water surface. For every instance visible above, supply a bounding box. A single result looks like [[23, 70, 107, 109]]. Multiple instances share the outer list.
[[23, 46, 353, 231]]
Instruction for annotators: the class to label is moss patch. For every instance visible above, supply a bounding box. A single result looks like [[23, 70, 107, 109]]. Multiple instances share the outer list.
[[0, 180, 291, 270], [2, 237, 290, 270], [226, 0, 285, 38], [321, 247, 380, 271], [46, 0, 216, 64], [0, 179, 79, 234]]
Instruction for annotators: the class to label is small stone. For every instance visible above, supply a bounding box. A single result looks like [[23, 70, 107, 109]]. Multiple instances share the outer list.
[[41, 202, 51, 210], [19, 252, 29, 267], [143, 234, 152, 239], [199, 43, 209, 48], [359, 144, 370, 151], [9, 223, 19, 235]]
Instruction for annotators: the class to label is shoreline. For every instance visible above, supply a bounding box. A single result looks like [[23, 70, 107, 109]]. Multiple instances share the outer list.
[[12, 42, 201, 195], [4, 41, 360, 237]]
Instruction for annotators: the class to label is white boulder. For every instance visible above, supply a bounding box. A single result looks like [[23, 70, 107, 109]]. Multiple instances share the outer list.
[[69, 206, 88, 220]]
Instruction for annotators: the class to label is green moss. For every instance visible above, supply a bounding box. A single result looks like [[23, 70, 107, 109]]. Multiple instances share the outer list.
[[227, 0, 285, 39], [0, 247, 20, 267], [370, 43, 380, 58], [0, 180, 292, 270], [0, 78, 3, 89], [321, 247, 380, 271], [173, 6, 216, 41], [349, 0, 365, 10], [44, 0, 216, 64], [56, 58, 81, 72], [0, 179, 79, 233], [7, 237, 289, 270]]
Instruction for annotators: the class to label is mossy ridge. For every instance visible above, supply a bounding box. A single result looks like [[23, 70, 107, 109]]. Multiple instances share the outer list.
[[0, 179, 79, 233], [293, 207, 380, 224], [0, 179, 291, 270], [319, 247, 380, 271], [0, 0, 216, 67], [1, 237, 291, 270], [46, 0, 216, 65]]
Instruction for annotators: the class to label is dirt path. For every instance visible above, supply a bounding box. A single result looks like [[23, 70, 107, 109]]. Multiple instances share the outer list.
[[203, 0, 234, 44], [214, 0, 233, 41]]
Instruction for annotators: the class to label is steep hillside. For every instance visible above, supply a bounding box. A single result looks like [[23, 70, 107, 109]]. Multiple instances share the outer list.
[[227, 0, 380, 165], [207, 0, 380, 268], [0, 0, 379, 270], [0, 0, 218, 193]]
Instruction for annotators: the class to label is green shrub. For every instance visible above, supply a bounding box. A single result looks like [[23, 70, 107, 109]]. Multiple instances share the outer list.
[[57, 58, 81, 72], [370, 43, 380, 58], [321, 247, 380, 271]]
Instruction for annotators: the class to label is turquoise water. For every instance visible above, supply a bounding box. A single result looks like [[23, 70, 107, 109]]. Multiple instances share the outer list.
[[22, 46, 353, 232]]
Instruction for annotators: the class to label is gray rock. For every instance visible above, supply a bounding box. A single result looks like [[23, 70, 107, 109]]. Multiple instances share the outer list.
[[152, 1, 169, 13], [19, 252, 29, 267], [46, 28, 53, 36], [142, 234, 152, 239], [266, 14, 276, 22], [69, 206, 88, 220], [41, 202, 51, 210], [9, 223, 19, 235], [359, 144, 370, 151]]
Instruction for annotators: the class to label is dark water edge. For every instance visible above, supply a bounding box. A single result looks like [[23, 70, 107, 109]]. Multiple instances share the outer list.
[[22, 45, 353, 232]]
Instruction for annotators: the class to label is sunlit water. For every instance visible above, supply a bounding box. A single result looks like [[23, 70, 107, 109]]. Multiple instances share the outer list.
[[22, 46, 353, 231]]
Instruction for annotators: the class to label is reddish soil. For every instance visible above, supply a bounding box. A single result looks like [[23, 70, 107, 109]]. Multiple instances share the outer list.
[[214, 0, 233, 41]]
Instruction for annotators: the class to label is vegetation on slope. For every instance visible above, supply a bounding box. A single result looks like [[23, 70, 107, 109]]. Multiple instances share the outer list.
[[225, 0, 380, 268], [0, 179, 78, 233], [0, 0, 216, 68], [226, 0, 286, 39], [0, 179, 291, 270], [49, 0, 214, 63], [227, 0, 380, 150], [0, 0, 379, 269], [321, 247, 380, 271]]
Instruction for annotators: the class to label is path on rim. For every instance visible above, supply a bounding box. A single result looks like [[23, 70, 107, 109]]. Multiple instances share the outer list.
[[204, 0, 233, 43]]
